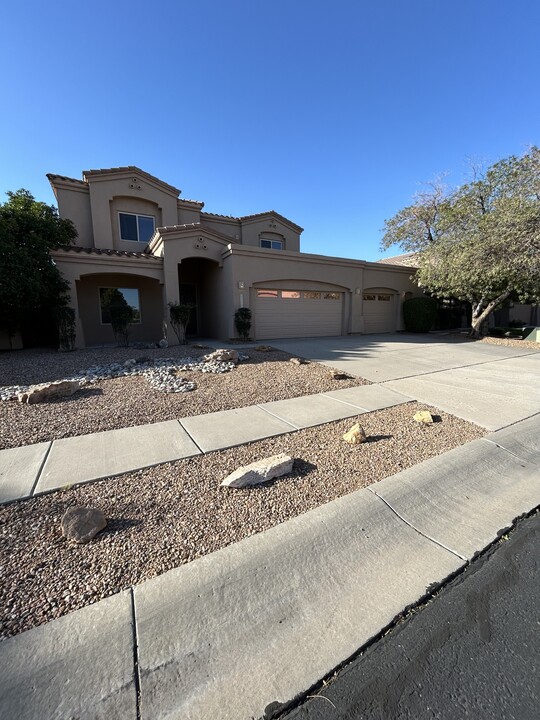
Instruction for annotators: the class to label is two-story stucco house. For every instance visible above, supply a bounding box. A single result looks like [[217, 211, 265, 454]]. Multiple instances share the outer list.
[[46, 166, 418, 347]]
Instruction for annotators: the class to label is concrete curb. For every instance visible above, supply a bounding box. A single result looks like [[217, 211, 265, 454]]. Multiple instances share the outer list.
[[0, 413, 538, 720]]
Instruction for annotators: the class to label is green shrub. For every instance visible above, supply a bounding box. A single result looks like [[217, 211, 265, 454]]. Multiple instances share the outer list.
[[403, 296, 438, 333], [234, 307, 252, 340]]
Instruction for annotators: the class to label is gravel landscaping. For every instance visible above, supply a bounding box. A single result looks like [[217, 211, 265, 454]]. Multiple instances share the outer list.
[[0, 400, 485, 640], [0, 346, 368, 449]]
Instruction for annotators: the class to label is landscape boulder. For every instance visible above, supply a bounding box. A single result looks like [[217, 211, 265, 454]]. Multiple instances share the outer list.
[[17, 380, 81, 404], [343, 423, 368, 444], [329, 369, 352, 380], [413, 410, 434, 424], [222, 453, 294, 488], [204, 349, 239, 364], [289, 357, 308, 365], [61, 506, 107, 543]]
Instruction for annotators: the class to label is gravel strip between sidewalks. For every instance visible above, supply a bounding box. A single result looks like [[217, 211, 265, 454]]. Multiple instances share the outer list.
[[0, 347, 368, 449], [0, 401, 485, 640]]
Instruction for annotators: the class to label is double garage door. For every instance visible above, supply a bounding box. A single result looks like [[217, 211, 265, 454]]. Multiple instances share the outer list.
[[254, 288, 343, 339]]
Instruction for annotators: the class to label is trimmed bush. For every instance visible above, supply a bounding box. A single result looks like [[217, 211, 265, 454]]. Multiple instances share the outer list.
[[169, 302, 194, 345], [234, 307, 252, 340], [403, 296, 438, 333]]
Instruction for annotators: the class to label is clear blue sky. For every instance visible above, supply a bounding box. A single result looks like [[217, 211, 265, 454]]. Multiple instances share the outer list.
[[1, 1, 538, 261]]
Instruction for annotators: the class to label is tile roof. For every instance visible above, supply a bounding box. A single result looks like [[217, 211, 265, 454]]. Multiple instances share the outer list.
[[239, 210, 304, 232], [54, 245, 159, 260], [83, 166, 180, 195], [46, 173, 87, 187], [376, 252, 419, 267], [157, 222, 236, 243], [201, 211, 241, 221]]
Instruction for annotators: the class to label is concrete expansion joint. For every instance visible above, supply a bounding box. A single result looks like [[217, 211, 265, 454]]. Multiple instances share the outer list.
[[177, 419, 204, 455], [256, 404, 300, 430], [367, 487, 467, 561], [29, 441, 53, 497], [481, 437, 531, 464], [129, 588, 142, 720]]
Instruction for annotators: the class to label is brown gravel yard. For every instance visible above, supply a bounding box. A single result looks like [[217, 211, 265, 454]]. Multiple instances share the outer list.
[[0, 401, 486, 640], [0, 346, 368, 450]]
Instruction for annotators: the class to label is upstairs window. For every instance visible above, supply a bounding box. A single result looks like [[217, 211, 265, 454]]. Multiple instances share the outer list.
[[260, 238, 283, 250], [119, 212, 155, 243]]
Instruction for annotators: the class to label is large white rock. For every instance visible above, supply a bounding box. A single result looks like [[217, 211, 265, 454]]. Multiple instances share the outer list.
[[204, 349, 239, 364], [221, 453, 294, 488]]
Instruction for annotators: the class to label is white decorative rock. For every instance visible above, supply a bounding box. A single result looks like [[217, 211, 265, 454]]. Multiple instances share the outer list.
[[221, 453, 294, 488], [158, 339, 169, 348], [204, 349, 239, 364]]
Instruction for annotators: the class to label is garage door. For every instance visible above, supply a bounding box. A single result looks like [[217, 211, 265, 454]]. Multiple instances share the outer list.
[[363, 292, 395, 333], [254, 288, 343, 339]]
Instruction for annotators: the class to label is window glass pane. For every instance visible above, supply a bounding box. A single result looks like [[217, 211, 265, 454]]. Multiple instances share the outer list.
[[363, 294, 376, 301], [303, 291, 321, 299], [378, 294, 392, 301], [100, 287, 141, 324], [138, 215, 155, 243], [257, 289, 278, 298], [119, 213, 138, 241], [260, 239, 283, 249], [282, 290, 300, 299], [323, 292, 341, 300]]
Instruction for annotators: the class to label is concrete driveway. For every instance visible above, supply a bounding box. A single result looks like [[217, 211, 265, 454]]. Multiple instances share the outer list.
[[270, 334, 540, 430]]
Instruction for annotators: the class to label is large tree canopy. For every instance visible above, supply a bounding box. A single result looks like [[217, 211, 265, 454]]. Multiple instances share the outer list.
[[0, 189, 77, 341], [381, 148, 540, 336]]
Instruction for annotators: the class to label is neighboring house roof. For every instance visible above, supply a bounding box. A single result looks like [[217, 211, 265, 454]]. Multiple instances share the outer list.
[[54, 245, 158, 260], [376, 252, 419, 267]]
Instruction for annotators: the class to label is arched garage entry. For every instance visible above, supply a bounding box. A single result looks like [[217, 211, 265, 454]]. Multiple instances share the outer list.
[[362, 287, 399, 333], [252, 280, 348, 339], [77, 272, 163, 346]]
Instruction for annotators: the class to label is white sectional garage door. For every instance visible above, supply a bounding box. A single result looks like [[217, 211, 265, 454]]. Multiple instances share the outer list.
[[254, 288, 343, 339], [363, 292, 395, 333]]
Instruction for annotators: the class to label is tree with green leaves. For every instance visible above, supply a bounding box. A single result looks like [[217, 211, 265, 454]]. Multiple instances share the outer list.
[[381, 148, 540, 337], [0, 189, 77, 345]]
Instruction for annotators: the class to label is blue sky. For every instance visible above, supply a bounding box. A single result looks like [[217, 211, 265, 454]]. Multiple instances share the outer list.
[[1, 0, 538, 261]]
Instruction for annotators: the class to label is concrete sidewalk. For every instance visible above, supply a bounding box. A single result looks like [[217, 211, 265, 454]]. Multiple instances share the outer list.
[[0, 384, 410, 503], [0, 413, 538, 720]]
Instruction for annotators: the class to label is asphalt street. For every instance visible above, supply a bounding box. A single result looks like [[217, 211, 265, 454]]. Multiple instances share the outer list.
[[280, 511, 540, 720]]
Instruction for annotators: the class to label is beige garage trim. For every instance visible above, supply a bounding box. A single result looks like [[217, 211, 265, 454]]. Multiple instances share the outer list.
[[254, 288, 343, 339], [363, 288, 396, 333]]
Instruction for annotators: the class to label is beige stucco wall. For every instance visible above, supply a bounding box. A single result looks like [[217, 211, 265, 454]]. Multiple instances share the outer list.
[[55, 186, 94, 247], [240, 218, 301, 252], [224, 248, 418, 337], [109, 196, 163, 252], [77, 273, 164, 346], [200, 216, 242, 241], [87, 173, 178, 250]]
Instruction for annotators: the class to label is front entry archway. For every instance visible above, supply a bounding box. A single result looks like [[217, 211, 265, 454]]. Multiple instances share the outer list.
[[177, 257, 222, 337]]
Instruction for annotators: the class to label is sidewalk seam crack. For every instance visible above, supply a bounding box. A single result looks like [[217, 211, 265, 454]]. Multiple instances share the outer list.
[[130, 587, 142, 720], [30, 441, 53, 497], [368, 488, 467, 561]]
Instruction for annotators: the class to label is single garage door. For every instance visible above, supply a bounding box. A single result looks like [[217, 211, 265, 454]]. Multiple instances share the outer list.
[[363, 292, 395, 333], [254, 288, 343, 339]]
